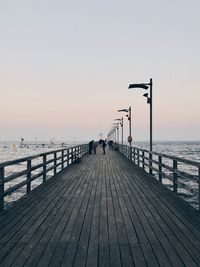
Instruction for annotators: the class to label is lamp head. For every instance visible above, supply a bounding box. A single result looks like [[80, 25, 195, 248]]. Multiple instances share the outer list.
[[118, 109, 128, 113], [128, 84, 149, 90]]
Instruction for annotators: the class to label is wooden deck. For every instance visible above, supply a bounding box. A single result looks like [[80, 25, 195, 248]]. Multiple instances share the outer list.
[[0, 148, 200, 267]]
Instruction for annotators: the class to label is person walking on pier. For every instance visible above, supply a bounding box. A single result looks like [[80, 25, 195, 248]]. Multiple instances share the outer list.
[[89, 140, 94, 154], [102, 140, 106, 154]]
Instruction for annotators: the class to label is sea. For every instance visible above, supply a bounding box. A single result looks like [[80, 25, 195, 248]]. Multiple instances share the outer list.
[[1, 140, 200, 163], [0, 140, 78, 163], [0, 140, 200, 209], [133, 141, 200, 162]]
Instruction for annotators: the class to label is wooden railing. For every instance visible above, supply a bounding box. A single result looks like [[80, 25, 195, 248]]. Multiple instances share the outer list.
[[0, 144, 89, 211], [119, 144, 200, 211]]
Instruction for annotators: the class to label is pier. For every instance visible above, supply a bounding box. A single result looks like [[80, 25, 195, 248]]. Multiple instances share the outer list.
[[0, 145, 200, 266]]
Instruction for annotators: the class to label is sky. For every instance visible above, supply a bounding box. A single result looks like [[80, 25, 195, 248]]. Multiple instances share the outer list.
[[0, 0, 200, 142]]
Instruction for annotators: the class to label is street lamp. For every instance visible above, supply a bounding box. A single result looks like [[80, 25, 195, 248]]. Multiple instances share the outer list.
[[108, 128, 114, 142], [115, 118, 123, 145], [113, 123, 119, 144], [128, 78, 153, 173], [118, 107, 132, 147], [128, 78, 152, 151]]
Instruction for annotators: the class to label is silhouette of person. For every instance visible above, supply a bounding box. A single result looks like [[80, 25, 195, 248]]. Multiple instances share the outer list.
[[108, 140, 113, 150], [102, 140, 106, 154], [89, 140, 94, 154]]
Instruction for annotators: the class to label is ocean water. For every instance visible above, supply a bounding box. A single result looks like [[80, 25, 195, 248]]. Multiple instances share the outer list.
[[0, 141, 77, 163], [0, 141, 77, 207], [0, 140, 200, 209], [134, 141, 200, 162], [133, 141, 200, 209], [2, 140, 200, 163]]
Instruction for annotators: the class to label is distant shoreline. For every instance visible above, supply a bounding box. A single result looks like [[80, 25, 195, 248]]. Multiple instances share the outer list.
[[1, 140, 200, 143]]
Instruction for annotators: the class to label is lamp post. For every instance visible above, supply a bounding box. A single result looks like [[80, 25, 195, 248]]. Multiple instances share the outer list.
[[112, 125, 116, 143], [113, 123, 119, 144], [118, 107, 132, 147], [128, 78, 153, 173], [115, 118, 123, 145]]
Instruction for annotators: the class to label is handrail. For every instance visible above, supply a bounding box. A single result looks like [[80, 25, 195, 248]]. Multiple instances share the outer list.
[[133, 147, 200, 167], [0, 144, 89, 211], [118, 144, 200, 211], [0, 145, 84, 168]]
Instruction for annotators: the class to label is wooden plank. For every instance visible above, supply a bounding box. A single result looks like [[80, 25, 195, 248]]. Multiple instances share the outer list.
[[59, 175, 95, 266], [109, 158, 157, 267], [0, 166, 79, 240], [0, 149, 200, 267], [116, 153, 200, 266], [0, 156, 91, 231], [63, 163, 99, 267], [106, 158, 121, 267], [107, 158, 135, 267], [0, 157, 91, 266], [0, 171, 83, 266], [15, 161, 91, 266], [0, 168, 69, 231], [34, 164, 95, 267], [86, 158, 102, 267], [98, 156, 109, 267], [120, 167, 183, 266], [46, 159, 97, 267]]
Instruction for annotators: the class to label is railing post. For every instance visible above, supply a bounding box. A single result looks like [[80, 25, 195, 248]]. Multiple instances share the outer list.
[[130, 147, 133, 162], [62, 150, 64, 170], [54, 152, 57, 175], [149, 152, 152, 174], [75, 146, 77, 161], [0, 167, 5, 212], [72, 148, 75, 162], [27, 159, 31, 194], [137, 149, 139, 167], [67, 149, 70, 166], [43, 155, 46, 183], [159, 156, 162, 183], [142, 151, 145, 170], [79, 146, 81, 158], [173, 160, 178, 193]]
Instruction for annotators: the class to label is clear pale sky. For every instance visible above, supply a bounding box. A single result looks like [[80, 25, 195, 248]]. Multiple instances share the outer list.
[[0, 0, 200, 142]]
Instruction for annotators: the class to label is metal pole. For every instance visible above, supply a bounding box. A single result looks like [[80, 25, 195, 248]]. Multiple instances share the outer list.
[[121, 117, 123, 146], [150, 78, 153, 152], [129, 106, 132, 147], [149, 78, 153, 174], [117, 123, 119, 144]]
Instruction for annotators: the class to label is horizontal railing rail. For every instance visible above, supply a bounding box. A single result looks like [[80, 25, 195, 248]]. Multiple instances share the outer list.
[[118, 144, 200, 211], [0, 144, 89, 211]]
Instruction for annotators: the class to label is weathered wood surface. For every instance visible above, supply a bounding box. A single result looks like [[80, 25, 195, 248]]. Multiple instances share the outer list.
[[0, 148, 200, 267]]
